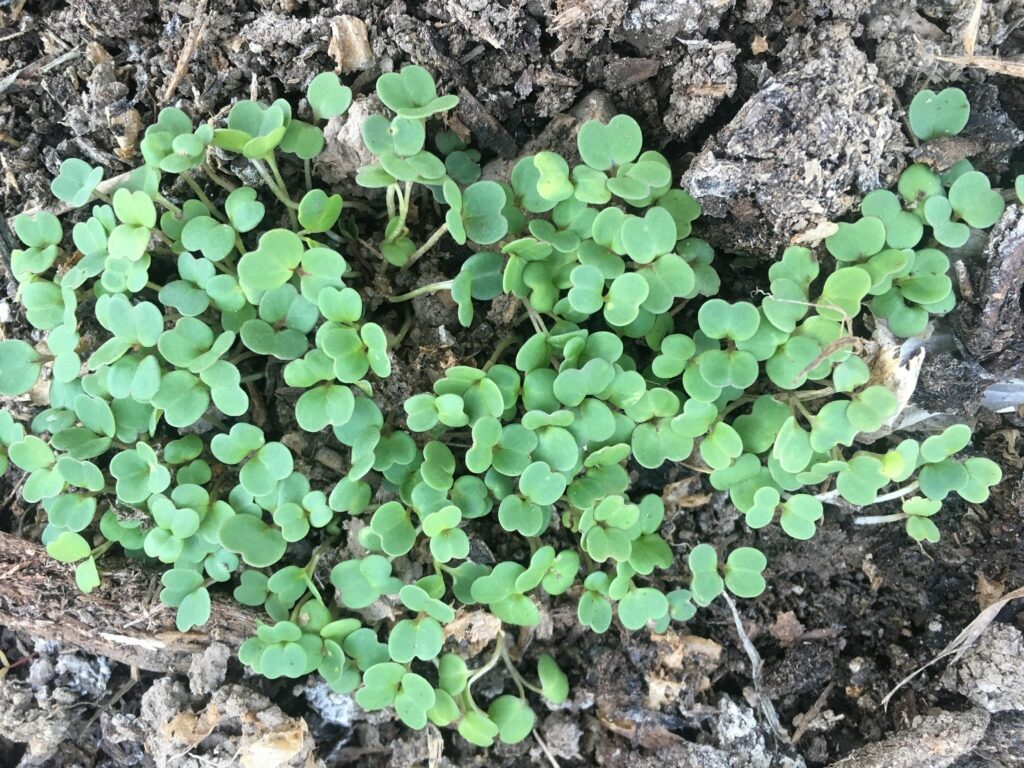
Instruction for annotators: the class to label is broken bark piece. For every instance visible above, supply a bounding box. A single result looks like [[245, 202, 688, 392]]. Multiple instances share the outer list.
[[603, 57, 660, 90], [327, 15, 373, 73], [456, 87, 518, 159], [953, 205, 1024, 375], [680, 33, 902, 255], [0, 531, 257, 673]]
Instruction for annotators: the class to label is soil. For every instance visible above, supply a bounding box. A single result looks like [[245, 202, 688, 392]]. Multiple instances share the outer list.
[[1, 1, 1024, 767]]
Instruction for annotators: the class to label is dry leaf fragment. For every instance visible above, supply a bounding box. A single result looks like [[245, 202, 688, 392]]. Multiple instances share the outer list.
[[239, 721, 310, 768]]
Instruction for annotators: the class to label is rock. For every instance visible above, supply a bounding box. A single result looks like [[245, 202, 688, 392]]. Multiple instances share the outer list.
[[540, 711, 583, 760], [942, 623, 1024, 714], [972, 712, 1024, 766], [314, 96, 384, 186], [548, 0, 629, 61], [828, 708, 990, 768], [953, 205, 1024, 375], [680, 32, 902, 256], [616, 0, 736, 57], [663, 42, 738, 141], [443, 0, 539, 52], [715, 696, 806, 768], [603, 57, 661, 91], [188, 641, 230, 697], [569, 89, 617, 124], [300, 679, 358, 726], [0, 677, 80, 763]]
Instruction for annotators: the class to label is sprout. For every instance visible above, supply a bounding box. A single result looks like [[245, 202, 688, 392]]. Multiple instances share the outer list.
[[0, 72, 1007, 752], [908, 87, 970, 141]]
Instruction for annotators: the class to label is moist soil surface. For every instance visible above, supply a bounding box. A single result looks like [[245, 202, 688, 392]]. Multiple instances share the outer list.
[[1, 1, 1024, 767]]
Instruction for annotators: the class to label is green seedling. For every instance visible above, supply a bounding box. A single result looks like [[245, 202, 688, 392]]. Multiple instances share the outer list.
[[908, 87, 970, 141], [0, 73, 1004, 753]]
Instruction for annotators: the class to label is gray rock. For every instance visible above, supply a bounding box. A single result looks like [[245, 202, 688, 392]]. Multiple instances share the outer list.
[[315, 96, 384, 186], [617, 0, 735, 57], [942, 623, 1024, 714], [663, 42, 738, 141], [828, 708, 990, 768], [188, 642, 230, 697], [681, 31, 902, 256]]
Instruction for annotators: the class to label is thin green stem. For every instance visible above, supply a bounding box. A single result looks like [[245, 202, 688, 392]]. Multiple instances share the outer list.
[[90, 541, 115, 559], [154, 193, 182, 217], [238, 372, 265, 384], [467, 632, 505, 689], [393, 308, 414, 346], [818, 481, 919, 505], [303, 158, 313, 192], [265, 154, 293, 204], [483, 334, 519, 371], [790, 386, 836, 401], [386, 184, 398, 220], [182, 174, 226, 222], [202, 160, 238, 192], [230, 350, 261, 366], [214, 259, 237, 276], [499, 636, 544, 699], [203, 413, 229, 432], [524, 299, 549, 334], [404, 223, 450, 268], [388, 280, 453, 303], [251, 158, 299, 226]]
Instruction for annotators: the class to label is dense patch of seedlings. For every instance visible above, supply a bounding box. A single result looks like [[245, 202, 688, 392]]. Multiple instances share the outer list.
[[0, 76, 1012, 744]]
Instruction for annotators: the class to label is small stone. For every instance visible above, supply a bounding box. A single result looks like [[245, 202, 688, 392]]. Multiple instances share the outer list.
[[188, 642, 230, 697], [315, 96, 384, 185]]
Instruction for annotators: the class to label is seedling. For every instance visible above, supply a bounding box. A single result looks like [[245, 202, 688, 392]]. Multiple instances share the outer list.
[[0, 72, 1007, 752]]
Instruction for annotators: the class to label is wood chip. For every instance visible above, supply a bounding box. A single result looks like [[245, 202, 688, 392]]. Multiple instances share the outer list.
[[328, 15, 373, 73], [962, 0, 984, 60], [456, 87, 517, 159]]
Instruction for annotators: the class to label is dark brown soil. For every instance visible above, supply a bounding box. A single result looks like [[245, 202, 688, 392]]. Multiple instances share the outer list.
[[1, 1, 1024, 767]]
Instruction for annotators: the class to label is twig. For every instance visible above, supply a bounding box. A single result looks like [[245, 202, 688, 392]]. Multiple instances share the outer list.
[[792, 683, 833, 744], [722, 592, 789, 742], [161, 0, 210, 103]]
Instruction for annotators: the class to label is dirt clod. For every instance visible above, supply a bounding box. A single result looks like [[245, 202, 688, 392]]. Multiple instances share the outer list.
[[681, 31, 902, 255], [942, 623, 1024, 714], [829, 707, 990, 768]]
